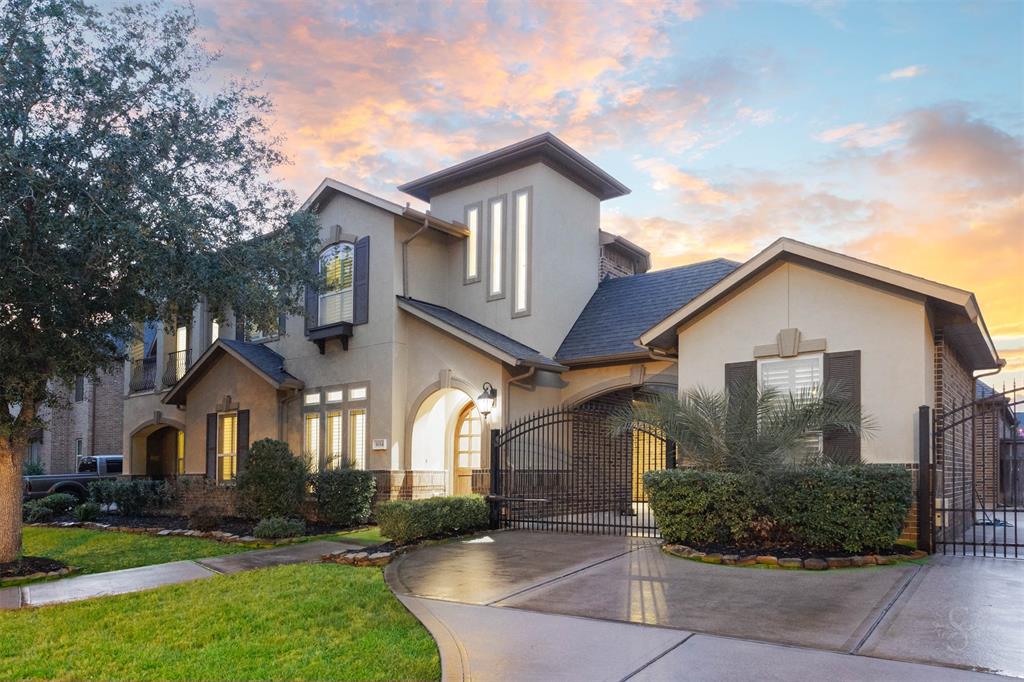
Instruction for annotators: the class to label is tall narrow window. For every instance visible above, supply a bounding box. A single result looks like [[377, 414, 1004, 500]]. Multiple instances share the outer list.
[[210, 320, 219, 343], [319, 243, 355, 325], [512, 188, 531, 316], [74, 376, 85, 402], [488, 196, 505, 299], [176, 431, 185, 475], [349, 409, 367, 470], [304, 413, 321, 470], [217, 412, 238, 482], [326, 411, 343, 469], [464, 204, 481, 283]]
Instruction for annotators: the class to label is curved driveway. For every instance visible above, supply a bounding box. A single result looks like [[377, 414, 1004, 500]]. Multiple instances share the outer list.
[[386, 531, 1021, 680]]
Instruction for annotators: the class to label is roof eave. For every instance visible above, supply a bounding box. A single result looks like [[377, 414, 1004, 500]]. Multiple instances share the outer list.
[[162, 340, 302, 406]]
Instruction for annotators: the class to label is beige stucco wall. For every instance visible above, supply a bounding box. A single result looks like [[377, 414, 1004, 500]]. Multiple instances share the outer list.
[[427, 162, 602, 359], [180, 353, 282, 474], [675, 261, 932, 464], [558, 361, 677, 407]]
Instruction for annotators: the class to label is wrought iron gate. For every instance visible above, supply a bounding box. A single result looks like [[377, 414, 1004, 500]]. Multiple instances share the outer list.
[[488, 405, 673, 537], [931, 385, 1023, 557]]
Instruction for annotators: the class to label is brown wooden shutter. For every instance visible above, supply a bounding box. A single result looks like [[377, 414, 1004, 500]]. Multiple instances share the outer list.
[[725, 361, 757, 437], [206, 413, 218, 479], [234, 315, 247, 341], [305, 254, 319, 332], [237, 410, 250, 472], [823, 350, 861, 464], [353, 236, 370, 325], [278, 311, 288, 336]]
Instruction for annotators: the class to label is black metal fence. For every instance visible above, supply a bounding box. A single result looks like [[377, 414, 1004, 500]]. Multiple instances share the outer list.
[[489, 405, 673, 537], [128, 357, 156, 392], [162, 349, 191, 387], [931, 384, 1022, 558]]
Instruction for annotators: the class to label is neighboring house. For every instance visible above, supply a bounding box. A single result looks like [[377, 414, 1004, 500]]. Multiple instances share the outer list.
[[29, 368, 124, 474], [119, 133, 1002, 519]]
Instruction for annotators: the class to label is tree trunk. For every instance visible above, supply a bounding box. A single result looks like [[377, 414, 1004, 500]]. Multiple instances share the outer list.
[[0, 435, 25, 563]]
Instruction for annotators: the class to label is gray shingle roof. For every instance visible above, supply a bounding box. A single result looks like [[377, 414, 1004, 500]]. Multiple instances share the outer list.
[[220, 339, 298, 384], [397, 297, 565, 370], [556, 258, 740, 364]]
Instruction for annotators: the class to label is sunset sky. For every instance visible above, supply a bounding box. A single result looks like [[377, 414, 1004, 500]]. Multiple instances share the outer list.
[[180, 0, 1021, 384]]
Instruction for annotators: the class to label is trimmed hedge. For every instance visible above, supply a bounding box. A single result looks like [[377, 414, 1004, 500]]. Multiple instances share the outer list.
[[235, 439, 308, 520], [644, 466, 912, 553], [312, 468, 376, 527], [376, 495, 489, 545], [87, 480, 171, 516], [36, 493, 79, 515], [22, 500, 53, 523]]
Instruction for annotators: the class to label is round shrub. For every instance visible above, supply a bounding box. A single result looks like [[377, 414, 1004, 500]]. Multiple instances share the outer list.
[[313, 467, 377, 527], [36, 493, 79, 515], [23, 501, 53, 524], [72, 502, 101, 522], [253, 517, 306, 540], [235, 439, 308, 520]]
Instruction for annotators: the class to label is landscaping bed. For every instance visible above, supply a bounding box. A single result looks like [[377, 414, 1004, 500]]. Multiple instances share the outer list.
[[0, 556, 75, 586], [663, 542, 925, 570]]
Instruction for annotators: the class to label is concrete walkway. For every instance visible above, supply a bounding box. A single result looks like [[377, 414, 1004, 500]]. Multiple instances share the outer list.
[[386, 531, 1023, 680], [0, 540, 358, 609]]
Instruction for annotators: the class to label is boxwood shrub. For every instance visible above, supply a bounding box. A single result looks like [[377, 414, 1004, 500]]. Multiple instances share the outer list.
[[312, 468, 377, 527], [88, 480, 170, 516], [253, 517, 306, 539], [376, 495, 489, 545], [36, 493, 79, 515], [644, 465, 912, 553], [235, 439, 308, 520]]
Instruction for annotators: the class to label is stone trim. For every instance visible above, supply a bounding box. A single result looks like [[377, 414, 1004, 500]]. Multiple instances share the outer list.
[[753, 327, 826, 358], [663, 544, 926, 570]]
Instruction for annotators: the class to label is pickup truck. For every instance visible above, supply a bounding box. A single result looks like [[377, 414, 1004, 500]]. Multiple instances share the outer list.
[[23, 455, 124, 502]]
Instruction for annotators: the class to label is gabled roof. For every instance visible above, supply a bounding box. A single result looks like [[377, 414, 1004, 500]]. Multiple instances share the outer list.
[[600, 230, 651, 273], [397, 132, 630, 202], [637, 237, 1001, 371], [397, 297, 566, 372], [301, 178, 469, 238], [556, 259, 740, 365], [163, 339, 303, 406]]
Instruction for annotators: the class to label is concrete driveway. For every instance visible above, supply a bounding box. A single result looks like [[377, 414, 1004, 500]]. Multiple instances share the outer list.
[[388, 531, 1024, 679]]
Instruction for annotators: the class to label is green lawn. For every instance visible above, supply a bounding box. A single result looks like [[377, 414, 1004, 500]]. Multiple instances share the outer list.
[[21, 527, 248, 575], [324, 526, 389, 545], [0, 564, 440, 681]]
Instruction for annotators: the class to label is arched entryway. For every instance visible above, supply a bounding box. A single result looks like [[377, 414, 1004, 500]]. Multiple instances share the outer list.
[[129, 421, 184, 478], [409, 386, 484, 496]]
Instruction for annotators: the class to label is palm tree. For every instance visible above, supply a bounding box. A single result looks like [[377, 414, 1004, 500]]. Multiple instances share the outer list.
[[608, 382, 872, 475]]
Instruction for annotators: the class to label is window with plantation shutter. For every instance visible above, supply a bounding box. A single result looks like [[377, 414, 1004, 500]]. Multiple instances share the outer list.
[[326, 411, 343, 469], [217, 412, 238, 482], [759, 356, 822, 399], [319, 243, 354, 325], [349, 409, 366, 470], [304, 413, 320, 470]]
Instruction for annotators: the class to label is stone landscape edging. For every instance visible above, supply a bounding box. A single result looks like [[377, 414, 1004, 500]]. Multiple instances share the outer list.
[[663, 543, 927, 570], [0, 566, 79, 587], [30, 521, 298, 546]]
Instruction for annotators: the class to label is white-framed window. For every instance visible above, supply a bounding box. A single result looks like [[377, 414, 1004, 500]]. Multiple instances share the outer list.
[[348, 386, 367, 401], [758, 354, 823, 455], [217, 412, 238, 483], [210, 319, 219, 344], [326, 389, 344, 403], [758, 355, 822, 399], [487, 196, 506, 300], [319, 243, 355, 326], [512, 188, 531, 316], [464, 203, 481, 284], [75, 438, 83, 458], [176, 431, 185, 475], [349, 409, 367, 470], [304, 392, 320, 406], [326, 410, 344, 469], [304, 412, 320, 470]]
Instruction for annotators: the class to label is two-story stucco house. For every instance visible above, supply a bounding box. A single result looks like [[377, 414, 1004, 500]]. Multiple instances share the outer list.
[[120, 133, 1001, 524]]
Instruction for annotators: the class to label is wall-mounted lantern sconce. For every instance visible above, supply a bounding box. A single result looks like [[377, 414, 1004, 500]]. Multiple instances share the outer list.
[[476, 381, 497, 418]]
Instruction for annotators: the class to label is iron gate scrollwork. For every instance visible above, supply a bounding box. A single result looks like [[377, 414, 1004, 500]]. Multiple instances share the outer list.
[[931, 384, 1023, 558], [488, 403, 674, 537]]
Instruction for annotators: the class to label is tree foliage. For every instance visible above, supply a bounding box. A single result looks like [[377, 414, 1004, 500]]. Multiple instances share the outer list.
[[608, 383, 873, 474], [0, 0, 320, 560]]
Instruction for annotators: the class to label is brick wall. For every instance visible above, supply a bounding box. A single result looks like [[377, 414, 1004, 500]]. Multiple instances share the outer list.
[[933, 329, 976, 539], [974, 405, 1003, 509]]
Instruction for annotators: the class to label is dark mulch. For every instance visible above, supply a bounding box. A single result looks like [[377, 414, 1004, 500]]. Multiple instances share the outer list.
[[48, 512, 349, 537], [1, 556, 67, 579], [686, 541, 916, 560]]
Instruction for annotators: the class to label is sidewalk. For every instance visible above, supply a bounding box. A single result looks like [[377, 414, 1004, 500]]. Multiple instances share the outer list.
[[0, 540, 357, 609]]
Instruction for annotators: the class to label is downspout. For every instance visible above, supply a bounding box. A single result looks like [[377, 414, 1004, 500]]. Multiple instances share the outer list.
[[278, 388, 301, 442], [401, 206, 431, 299], [974, 359, 1006, 382]]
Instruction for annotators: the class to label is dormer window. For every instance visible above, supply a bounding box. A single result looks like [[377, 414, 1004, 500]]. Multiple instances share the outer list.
[[319, 243, 354, 325]]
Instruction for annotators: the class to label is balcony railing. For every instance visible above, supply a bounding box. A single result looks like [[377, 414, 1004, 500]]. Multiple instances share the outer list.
[[163, 348, 191, 387], [129, 357, 157, 393]]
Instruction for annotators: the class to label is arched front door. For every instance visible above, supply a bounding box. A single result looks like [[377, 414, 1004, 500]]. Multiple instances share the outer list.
[[453, 403, 482, 495]]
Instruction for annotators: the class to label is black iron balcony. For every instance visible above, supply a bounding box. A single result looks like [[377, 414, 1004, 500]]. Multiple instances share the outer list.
[[129, 357, 157, 392], [163, 348, 191, 387]]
